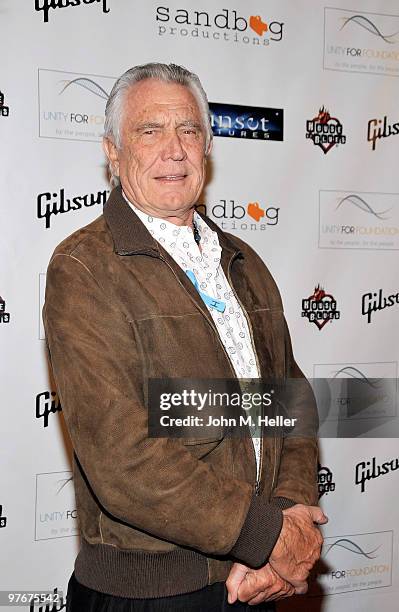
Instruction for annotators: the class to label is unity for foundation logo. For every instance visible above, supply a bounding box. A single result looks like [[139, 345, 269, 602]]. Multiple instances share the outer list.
[[155, 7, 284, 48], [319, 190, 399, 251], [38, 69, 114, 141], [324, 8, 399, 77], [197, 199, 279, 233], [0, 91, 9, 117], [301, 285, 340, 330], [313, 361, 398, 427], [35, 471, 78, 540], [309, 531, 393, 596], [306, 107, 346, 154]]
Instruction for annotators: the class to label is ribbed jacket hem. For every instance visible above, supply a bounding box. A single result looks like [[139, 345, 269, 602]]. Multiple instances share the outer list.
[[74, 539, 210, 599], [229, 497, 283, 568]]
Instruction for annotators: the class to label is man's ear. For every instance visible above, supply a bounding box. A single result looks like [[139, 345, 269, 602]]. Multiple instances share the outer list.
[[102, 137, 120, 178], [205, 136, 213, 158]]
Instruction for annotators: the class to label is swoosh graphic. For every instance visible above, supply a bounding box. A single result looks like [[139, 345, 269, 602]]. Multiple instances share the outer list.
[[335, 194, 391, 220], [332, 366, 381, 388], [324, 538, 380, 559], [59, 78, 109, 100], [340, 15, 399, 44], [55, 476, 73, 495]]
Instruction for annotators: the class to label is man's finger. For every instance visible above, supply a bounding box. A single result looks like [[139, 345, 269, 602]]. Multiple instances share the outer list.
[[226, 563, 248, 604], [237, 572, 265, 602], [247, 590, 268, 606], [294, 582, 309, 596]]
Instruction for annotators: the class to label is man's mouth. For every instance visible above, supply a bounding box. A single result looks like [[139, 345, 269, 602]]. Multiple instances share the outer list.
[[155, 174, 187, 182]]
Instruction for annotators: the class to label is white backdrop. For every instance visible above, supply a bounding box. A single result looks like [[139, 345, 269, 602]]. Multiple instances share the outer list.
[[1, 1, 398, 610]]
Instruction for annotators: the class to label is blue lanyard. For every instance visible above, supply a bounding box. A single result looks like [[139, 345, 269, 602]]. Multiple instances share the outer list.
[[185, 270, 226, 313]]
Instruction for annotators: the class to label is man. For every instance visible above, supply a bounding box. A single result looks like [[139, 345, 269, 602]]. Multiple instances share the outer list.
[[43, 63, 326, 611]]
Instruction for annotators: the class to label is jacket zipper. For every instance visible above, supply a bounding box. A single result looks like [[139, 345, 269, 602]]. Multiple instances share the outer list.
[[226, 257, 264, 497]]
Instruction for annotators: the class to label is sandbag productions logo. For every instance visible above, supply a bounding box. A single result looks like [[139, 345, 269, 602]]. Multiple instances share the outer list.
[[0, 296, 10, 323], [306, 107, 346, 154], [324, 8, 399, 77], [197, 199, 279, 233], [356, 456, 399, 493], [37, 187, 110, 228], [362, 288, 399, 323], [209, 103, 283, 141], [36, 391, 62, 428], [0, 91, 9, 117], [0, 504, 7, 528], [35, 0, 110, 24], [156, 7, 284, 48], [38, 69, 114, 141], [302, 285, 340, 330], [318, 464, 336, 498], [35, 471, 78, 540], [309, 530, 393, 596], [319, 190, 399, 251], [368, 115, 399, 150]]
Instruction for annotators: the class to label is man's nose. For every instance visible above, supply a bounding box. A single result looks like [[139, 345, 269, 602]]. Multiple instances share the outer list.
[[161, 131, 187, 162]]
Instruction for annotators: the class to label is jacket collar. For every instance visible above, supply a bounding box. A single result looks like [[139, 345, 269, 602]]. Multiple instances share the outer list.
[[103, 185, 242, 258]]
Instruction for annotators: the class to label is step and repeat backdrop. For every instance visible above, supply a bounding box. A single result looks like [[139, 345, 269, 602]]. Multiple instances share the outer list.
[[1, 1, 399, 611]]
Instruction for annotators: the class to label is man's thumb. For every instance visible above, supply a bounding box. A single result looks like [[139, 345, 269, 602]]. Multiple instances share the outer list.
[[226, 563, 248, 604], [309, 505, 328, 524]]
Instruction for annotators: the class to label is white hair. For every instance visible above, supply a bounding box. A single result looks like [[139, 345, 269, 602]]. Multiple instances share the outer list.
[[103, 62, 213, 186]]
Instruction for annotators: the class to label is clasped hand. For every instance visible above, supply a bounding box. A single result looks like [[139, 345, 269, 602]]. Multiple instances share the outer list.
[[226, 504, 328, 605]]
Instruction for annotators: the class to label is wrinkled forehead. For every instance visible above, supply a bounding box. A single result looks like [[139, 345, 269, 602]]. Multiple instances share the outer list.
[[123, 78, 202, 127]]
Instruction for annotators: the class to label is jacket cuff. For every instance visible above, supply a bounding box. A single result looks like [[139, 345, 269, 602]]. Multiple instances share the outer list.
[[270, 496, 297, 510], [229, 496, 283, 568]]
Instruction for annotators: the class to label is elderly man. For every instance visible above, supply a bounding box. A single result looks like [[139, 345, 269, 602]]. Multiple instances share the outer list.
[[43, 63, 326, 611]]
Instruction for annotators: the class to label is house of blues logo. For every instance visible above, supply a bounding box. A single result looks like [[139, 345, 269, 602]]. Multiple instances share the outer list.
[[302, 285, 340, 330]]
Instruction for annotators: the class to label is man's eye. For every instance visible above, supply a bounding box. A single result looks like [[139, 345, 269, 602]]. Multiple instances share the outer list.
[[144, 130, 154, 135]]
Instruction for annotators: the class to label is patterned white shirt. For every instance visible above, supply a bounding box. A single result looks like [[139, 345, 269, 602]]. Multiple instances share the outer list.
[[123, 192, 261, 479]]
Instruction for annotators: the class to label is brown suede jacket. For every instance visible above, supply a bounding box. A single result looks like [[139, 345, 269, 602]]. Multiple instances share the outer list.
[[43, 186, 318, 599]]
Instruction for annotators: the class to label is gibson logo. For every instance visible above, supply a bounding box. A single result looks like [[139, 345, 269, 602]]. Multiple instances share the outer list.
[[36, 391, 62, 428], [35, 0, 110, 24], [28, 588, 65, 611], [355, 456, 399, 492], [362, 289, 399, 323], [368, 116, 399, 151], [37, 188, 110, 229]]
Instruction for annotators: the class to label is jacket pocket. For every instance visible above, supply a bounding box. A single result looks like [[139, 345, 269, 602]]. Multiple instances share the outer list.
[[181, 434, 225, 459]]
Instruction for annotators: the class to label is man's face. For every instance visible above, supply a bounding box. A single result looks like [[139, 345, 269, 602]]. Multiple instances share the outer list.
[[104, 79, 210, 217]]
